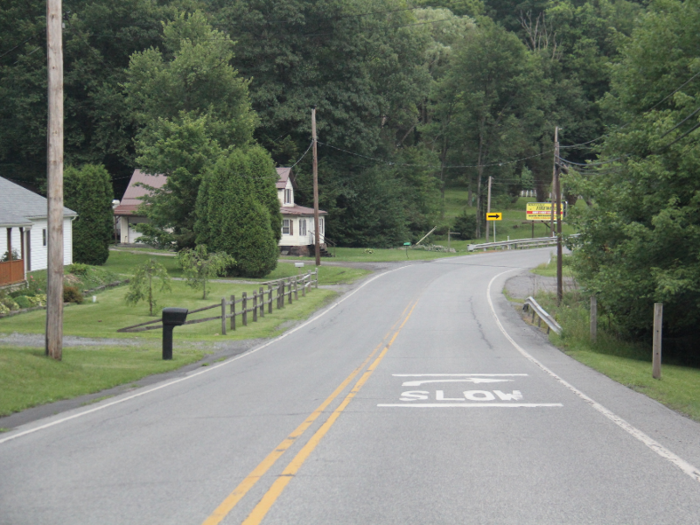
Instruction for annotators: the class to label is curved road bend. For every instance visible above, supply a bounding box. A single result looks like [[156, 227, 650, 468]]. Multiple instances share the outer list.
[[1, 248, 700, 524]]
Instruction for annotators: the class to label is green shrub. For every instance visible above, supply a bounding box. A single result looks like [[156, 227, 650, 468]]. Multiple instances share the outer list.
[[26, 294, 46, 307], [453, 213, 477, 240], [63, 286, 84, 304], [195, 148, 278, 278], [68, 263, 90, 276], [9, 289, 34, 298], [0, 303, 9, 315], [14, 296, 32, 309], [1, 297, 19, 310], [64, 164, 114, 266]]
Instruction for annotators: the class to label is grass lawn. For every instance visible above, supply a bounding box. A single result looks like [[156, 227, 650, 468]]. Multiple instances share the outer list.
[[0, 344, 206, 417], [0, 280, 338, 342], [102, 250, 369, 284], [0, 252, 370, 419]]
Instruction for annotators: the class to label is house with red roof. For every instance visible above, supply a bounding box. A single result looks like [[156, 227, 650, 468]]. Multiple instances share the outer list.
[[113, 167, 327, 254], [113, 170, 167, 244], [276, 167, 327, 256]]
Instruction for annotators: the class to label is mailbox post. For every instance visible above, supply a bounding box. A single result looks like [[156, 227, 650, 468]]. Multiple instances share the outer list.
[[162, 307, 188, 360]]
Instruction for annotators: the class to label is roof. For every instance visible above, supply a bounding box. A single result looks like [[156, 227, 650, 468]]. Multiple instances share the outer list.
[[276, 167, 293, 190], [0, 177, 77, 225], [113, 169, 167, 216], [280, 205, 327, 217]]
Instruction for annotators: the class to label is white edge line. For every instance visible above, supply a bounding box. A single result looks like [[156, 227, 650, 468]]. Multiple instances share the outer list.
[[377, 403, 563, 408], [392, 374, 528, 377], [0, 264, 412, 446], [487, 268, 700, 484]]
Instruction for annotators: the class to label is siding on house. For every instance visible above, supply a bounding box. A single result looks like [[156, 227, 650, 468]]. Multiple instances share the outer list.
[[1, 218, 75, 271], [0, 177, 76, 273]]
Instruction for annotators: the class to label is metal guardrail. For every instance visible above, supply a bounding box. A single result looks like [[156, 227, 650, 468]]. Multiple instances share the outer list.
[[467, 233, 579, 252], [522, 296, 562, 335], [468, 236, 556, 252]]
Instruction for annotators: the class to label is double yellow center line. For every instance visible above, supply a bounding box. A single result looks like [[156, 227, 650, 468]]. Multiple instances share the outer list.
[[202, 299, 418, 525]]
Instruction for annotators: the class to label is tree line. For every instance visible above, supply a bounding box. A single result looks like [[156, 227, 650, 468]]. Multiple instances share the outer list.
[[2, 0, 699, 343]]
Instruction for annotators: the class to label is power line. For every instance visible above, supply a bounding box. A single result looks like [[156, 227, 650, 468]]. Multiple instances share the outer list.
[[289, 140, 314, 169], [318, 141, 551, 169], [657, 105, 700, 140], [559, 70, 700, 151], [655, 122, 700, 153], [265, 5, 427, 24]]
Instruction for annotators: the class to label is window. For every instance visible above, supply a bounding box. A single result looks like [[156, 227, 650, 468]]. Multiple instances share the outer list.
[[284, 188, 292, 204], [282, 219, 290, 235], [42, 229, 47, 246], [320, 217, 325, 235], [299, 219, 307, 236]]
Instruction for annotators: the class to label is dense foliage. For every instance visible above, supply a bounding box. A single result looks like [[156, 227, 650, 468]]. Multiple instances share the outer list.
[[569, 0, 700, 345], [3, 0, 698, 342], [63, 164, 114, 265]]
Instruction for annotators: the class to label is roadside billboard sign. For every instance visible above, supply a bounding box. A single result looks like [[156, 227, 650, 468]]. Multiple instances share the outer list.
[[526, 202, 565, 221]]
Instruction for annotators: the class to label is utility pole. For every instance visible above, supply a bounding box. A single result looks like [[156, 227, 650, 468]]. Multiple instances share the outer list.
[[554, 126, 563, 305], [311, 107, 321, 267], [46, 0, 64, 360], [486, 176, 492, 242]]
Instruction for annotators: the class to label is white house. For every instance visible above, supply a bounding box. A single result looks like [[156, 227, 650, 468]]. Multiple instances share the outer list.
[[276, 167, 328, 256], [113, 170, 167, 244], [112, 167, 328, 255], [0, 177, 76, 287]]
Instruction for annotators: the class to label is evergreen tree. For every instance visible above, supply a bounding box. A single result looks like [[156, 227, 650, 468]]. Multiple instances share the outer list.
[[64, 164, 114, 265], [195, 148, 279, 278]]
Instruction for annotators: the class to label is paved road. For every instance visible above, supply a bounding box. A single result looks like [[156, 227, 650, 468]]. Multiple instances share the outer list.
[[2, 249, 700, 524]]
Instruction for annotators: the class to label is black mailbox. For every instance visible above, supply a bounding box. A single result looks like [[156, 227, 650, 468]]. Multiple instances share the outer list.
[[162, 307, 188, 360]]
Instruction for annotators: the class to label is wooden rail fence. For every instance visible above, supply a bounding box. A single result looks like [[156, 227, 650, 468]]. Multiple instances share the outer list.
[[118, 269, 319, 333]]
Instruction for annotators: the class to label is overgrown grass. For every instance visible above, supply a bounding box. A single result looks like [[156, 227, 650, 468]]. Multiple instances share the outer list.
[[0, 344, 206, 416], [28, 264, 122, 295], [0, 280, 338, 341], [529, 290, 700, 422], [531, 255, 575, 278]]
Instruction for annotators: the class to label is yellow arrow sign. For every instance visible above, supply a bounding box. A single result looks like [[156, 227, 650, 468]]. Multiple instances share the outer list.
[[486, 213, 502, 221]]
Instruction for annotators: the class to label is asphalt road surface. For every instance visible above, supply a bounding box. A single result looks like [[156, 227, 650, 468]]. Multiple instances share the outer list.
[[2, 249, 700, 524]]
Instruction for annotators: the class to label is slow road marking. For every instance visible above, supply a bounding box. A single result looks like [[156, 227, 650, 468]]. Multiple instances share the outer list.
[[378, 373, 562, 408]]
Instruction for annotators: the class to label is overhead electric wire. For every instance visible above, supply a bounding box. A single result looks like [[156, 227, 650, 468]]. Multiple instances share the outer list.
[[559, 70, 700, 151], [289, 140, 314, 168], [0, 33, 39, 61], [655, 122, 700, 153], [657, 105, 700, 140], [265, 5, 427, 24], [318, 141, 552, 169]]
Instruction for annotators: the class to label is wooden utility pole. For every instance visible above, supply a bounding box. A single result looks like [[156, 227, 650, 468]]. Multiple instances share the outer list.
[[486, 176, 492, 242], [555, 126, 563, 305], [311, 108, 321, 267], [652, 303, 663, 379], [590, 295, 597, 343], [46, 0, 64, 360]]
